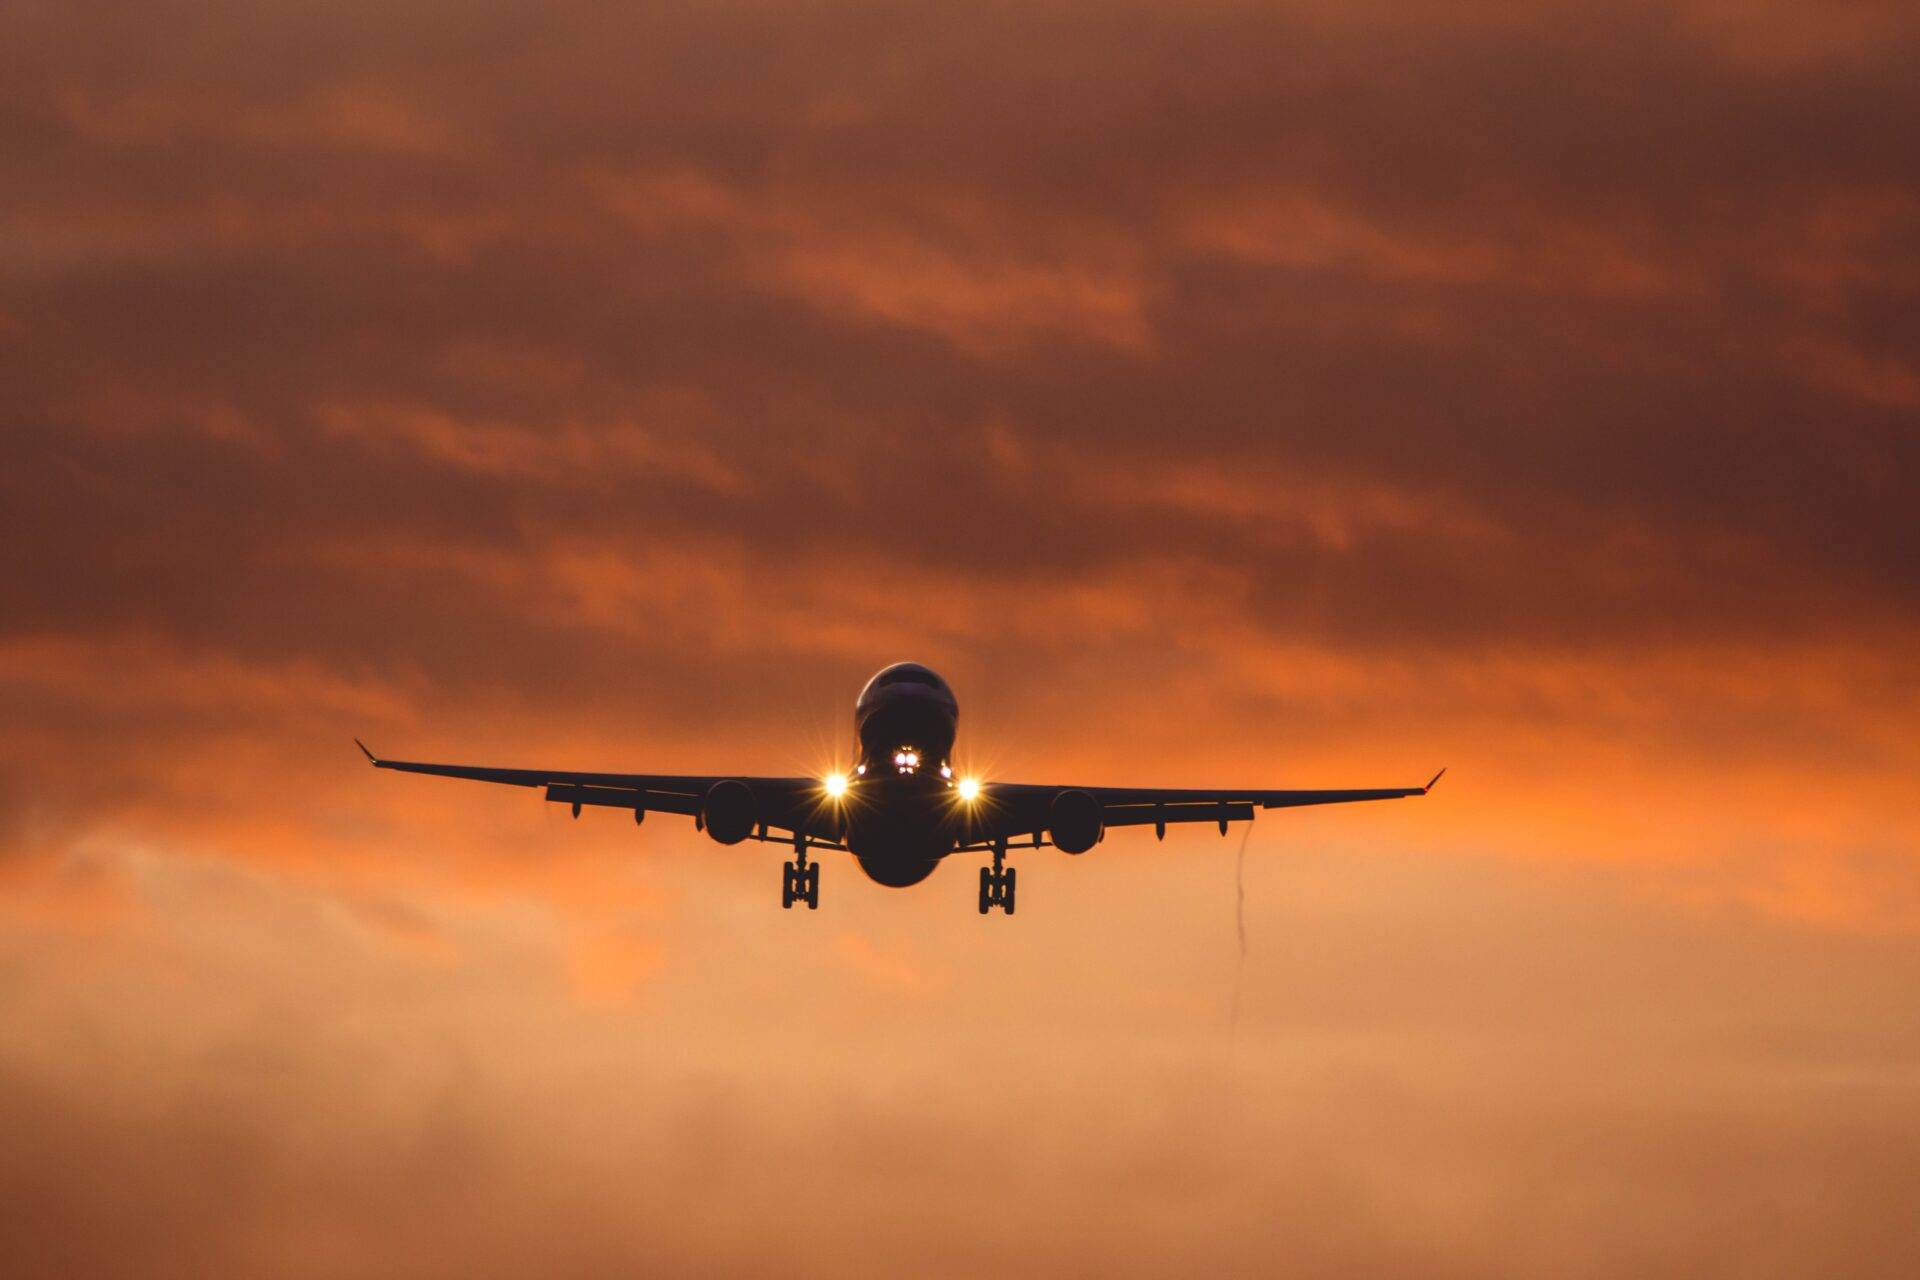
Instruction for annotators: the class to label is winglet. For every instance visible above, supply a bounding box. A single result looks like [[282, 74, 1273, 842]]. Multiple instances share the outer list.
[[1424, 767, 1447, 793], [354, 737, 380, 765]]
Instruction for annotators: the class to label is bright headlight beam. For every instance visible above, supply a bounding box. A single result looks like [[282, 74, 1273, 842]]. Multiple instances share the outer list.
[[824, 772, 848, 798], [957, 777, 980, 802]]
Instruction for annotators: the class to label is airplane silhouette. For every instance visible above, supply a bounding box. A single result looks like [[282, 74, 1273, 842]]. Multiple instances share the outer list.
[[359, 661, 1442, 914]]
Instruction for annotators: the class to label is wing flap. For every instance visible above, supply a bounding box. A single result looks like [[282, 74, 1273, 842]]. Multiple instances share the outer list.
[[545, 783, 703, 816], [1101, 802, 1255, 828]]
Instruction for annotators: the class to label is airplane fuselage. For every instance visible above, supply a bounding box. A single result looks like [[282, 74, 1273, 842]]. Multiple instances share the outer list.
[[844, 662, 967, 885]]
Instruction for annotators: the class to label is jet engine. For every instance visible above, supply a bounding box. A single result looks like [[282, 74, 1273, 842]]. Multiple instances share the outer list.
[[1049, 789, 1104, 854], [702, 779, 756, 845]]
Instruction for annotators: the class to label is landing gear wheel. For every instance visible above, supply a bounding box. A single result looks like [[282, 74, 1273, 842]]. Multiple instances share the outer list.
[[978, 858, 1016, 915], [804, 865, 821, 910], [782, 860, 806, 911]]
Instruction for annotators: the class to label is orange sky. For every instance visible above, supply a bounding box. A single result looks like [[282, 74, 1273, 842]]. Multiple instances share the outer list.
[[3, 1, 1918, 1275]]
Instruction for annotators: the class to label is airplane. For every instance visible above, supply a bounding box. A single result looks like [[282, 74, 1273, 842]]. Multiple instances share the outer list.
[[357, 661, 1443, 915]]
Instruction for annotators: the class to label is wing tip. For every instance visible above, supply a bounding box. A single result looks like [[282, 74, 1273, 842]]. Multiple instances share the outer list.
[[354, 737, 380, 765], [1424, 766, 1447, 793]]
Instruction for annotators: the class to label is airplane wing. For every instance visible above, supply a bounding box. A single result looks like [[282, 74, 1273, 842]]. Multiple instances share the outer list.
[[356, 739, 1441, 854], [965, 769, 1445, 848], [353, 740, 840, 844]]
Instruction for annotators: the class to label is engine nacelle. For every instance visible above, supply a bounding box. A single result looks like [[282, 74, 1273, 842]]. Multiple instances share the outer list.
[[1049, 789, 1104, 855], [702, 779, 756, 845]]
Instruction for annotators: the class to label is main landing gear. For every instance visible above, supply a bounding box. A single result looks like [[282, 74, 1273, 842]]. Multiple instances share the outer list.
[[978, 840, 1015, 915], [782, 834, 820, 910]]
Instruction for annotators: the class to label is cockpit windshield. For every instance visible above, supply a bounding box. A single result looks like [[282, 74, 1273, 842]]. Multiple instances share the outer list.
[[874, 667, 943, 689], [856, 662, 957, 717]]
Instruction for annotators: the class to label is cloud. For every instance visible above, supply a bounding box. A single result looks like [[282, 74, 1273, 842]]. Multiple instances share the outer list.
[[3, 840, 1918, 1277], [2, 0, 1918, 1270]]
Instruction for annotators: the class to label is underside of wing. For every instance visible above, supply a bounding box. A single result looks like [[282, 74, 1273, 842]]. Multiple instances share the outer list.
[[354, 740, 840, 843], [967, 769, 1445, 846]]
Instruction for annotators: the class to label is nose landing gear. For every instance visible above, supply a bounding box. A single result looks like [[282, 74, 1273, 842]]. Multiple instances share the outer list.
[[977, 840, 1015, 915], [782, 834, 820, 910]]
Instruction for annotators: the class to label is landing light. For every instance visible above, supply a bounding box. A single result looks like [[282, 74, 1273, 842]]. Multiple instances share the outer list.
[[824, 772, 848, 799], [957, 777, 981, 802]]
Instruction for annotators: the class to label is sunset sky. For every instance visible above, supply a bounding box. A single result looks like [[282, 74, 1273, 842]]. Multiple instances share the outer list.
[[3, 1, 1918, 1274]]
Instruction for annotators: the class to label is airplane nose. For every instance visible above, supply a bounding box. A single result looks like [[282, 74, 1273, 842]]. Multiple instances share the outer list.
[[858, 689, 957, 757]]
